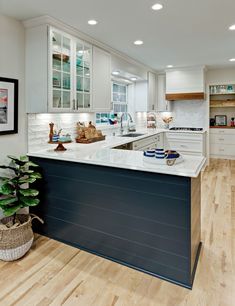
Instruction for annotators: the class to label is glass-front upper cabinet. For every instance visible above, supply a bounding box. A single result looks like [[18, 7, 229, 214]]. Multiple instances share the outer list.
[[75, 40, 92, 110], [49, 28, 92, 112], [51, 30, 72, 111]]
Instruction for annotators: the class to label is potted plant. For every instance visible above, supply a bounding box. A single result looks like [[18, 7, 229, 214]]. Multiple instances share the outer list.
[[0, 155, 43, 261]]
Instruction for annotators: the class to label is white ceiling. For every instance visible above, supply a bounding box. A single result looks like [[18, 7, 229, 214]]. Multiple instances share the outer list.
[[1, 0, 235, 71]]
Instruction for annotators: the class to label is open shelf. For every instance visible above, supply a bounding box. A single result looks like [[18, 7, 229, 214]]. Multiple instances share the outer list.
[[210, 100, 235, 108], [210, 92, 235, 96], [210, 126, 235, 129]]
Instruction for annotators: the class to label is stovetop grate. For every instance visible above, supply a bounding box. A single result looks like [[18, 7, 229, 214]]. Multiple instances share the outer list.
[[169, 127, 203, 131]]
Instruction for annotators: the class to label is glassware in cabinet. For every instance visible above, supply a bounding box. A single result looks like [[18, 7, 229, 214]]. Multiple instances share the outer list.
[[51, 29, 73, 110]]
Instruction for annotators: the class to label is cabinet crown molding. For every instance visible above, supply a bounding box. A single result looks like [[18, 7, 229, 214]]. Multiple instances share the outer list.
[[23, 15, 156, 75]]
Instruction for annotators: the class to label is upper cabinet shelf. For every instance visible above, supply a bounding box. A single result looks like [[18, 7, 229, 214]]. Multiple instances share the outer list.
[[209, 84, 235, 108], [210, 84, 235, 95], [210, 92, 235, 95]]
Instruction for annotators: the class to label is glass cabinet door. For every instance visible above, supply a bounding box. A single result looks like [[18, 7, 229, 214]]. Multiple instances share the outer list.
[[51, 30, 72, 110], [75, 41, 92, 110]]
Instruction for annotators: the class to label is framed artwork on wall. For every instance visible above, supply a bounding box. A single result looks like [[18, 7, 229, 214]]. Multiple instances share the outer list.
[[215, 115, 227, 126], [0, 77, 18, 135]]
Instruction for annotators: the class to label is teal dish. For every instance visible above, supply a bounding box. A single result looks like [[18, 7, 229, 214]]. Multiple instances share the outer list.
[[76, 58, 82, 66]]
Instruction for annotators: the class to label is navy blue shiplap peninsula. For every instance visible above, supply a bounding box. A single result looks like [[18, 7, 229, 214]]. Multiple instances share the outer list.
[[31, 157, 201, 289]]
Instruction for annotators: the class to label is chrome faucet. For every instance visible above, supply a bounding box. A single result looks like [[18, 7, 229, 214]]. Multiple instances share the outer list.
[[120, 113, 136, 135]]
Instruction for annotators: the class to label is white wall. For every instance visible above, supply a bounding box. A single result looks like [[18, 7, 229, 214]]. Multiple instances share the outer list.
[[206, 68, 235, 85], [0, 15, 26, 219], [0, 15, 26, 163]]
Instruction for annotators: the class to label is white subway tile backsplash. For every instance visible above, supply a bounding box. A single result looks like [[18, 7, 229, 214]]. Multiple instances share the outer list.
[[28, 112, 150, 152], [28, 113, 94, 152]]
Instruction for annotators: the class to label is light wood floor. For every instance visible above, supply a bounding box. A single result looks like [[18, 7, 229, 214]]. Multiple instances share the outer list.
[[0, 159, 234, 306]]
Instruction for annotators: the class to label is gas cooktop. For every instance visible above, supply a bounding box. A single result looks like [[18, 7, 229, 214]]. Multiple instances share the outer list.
[[169, 127, 203, 131]]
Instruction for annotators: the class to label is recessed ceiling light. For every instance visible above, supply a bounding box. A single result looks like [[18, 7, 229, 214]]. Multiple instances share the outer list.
[[229, 58, 235, 62], [229, 24, 235, 30], [167, 65, 173, 68], [152, 3, 163, 11], [134, 40, 143, 45], [130, 77, 137, 81], [112, 71, 120, 75], [88, 20, 98, 25]]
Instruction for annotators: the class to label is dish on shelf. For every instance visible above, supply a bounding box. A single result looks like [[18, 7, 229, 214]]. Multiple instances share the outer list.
[[53, 54, 69, 62]]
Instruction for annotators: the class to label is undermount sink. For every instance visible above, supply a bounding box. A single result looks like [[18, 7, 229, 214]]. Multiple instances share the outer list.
[[119, 133, 146, 138]]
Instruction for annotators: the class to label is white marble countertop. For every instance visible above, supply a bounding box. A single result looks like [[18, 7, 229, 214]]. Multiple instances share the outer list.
[[28, 129, 206, 178]]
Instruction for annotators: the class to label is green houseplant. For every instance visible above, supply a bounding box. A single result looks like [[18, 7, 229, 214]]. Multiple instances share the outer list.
[[0, 155, 43, 261]]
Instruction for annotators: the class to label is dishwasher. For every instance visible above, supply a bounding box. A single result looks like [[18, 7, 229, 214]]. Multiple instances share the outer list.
[[112, 134, 163, 151]]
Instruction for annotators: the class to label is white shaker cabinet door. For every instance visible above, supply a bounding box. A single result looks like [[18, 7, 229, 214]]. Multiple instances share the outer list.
[[148, 71, 156, 111], [157, 74, 171, 112], [92, 46, 111, 112]]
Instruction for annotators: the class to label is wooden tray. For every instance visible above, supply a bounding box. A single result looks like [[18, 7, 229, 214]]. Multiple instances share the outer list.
[[76, 136, 106, 144]]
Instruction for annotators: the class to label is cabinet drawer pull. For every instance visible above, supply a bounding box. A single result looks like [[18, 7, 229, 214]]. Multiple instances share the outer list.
[[180, 145, 188, 148], [73, 99, 76, 110], [219, 149, 224, 152], [218, 138, 225, 141]]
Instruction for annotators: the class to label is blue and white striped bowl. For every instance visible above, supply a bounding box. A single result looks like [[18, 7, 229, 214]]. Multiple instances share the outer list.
[[52, 135, 59, 142], [155, 148, 166, 159], [143, 149, 156, 157]]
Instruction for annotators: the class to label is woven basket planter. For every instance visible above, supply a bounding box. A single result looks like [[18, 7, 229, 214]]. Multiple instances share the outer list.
[[0, 214, 43, 261]]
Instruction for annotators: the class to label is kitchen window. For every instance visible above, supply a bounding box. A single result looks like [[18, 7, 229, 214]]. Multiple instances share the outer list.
[[112, 82, 128, 113]]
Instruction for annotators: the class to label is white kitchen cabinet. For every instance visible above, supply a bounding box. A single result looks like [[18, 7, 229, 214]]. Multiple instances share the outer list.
[[92, 47, 111, 112], [135, 81, 148, 112], [25, 25, 93, 113], [210, 128, 235, 159], [135, 72, 156, 112], [148, 72, 156, 111], [164, 132, 206, 156], [25, 24, 48, 113], [132, 133, 163, 151], [49, 28, 92, 112], [157, 74, 171, 112]]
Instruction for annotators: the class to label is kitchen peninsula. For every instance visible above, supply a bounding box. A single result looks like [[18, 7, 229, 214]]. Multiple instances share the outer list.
[[28, 130, 206, 289]]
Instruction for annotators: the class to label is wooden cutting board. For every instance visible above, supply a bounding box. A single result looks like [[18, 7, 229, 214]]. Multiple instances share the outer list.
[[75, 136, 106, 144]]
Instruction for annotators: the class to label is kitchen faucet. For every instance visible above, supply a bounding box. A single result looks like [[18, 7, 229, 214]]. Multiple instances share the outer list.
[[120, 113, 136, 135]]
